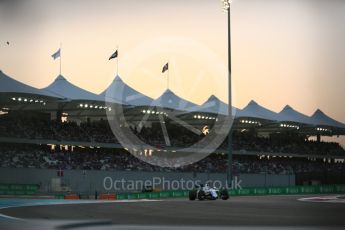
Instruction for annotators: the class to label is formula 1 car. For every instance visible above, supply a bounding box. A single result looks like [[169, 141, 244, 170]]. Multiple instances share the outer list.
[[189, 184, 229, 201]]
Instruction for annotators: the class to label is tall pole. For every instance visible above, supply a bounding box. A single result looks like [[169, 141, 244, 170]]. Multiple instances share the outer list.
[[116, 46, 119, 76], [167, 61, 170, 90], [59, 43, 62, 75], [226, 2, 233, 188]]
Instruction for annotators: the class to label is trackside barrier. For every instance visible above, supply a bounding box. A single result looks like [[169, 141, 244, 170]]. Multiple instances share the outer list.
[[0, 183, 39, 195], [64, 194, 80, 200], [99, 194, 116, 200], [115, 184, 345, 200]]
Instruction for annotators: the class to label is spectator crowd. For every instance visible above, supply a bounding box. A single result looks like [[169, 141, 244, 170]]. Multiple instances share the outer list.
[[1, 115, 344, 156], [0, 144, 344, 175]]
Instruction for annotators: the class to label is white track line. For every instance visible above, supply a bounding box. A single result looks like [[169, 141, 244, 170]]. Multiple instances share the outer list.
[[299, 195, 345, 203], [0, 199, 162, 220]]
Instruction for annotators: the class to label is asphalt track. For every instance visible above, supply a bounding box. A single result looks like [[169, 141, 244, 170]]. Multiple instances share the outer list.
[[1, 195, 345, 228]]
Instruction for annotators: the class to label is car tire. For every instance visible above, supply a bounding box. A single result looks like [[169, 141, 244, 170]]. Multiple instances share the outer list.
[[197, 190, 206, 201], [189, 190, 197, 200], [220, 189, 229, 200]]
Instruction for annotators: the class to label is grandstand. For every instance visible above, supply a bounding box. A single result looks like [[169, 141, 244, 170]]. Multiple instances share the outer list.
[[1, 69, 345, 193]]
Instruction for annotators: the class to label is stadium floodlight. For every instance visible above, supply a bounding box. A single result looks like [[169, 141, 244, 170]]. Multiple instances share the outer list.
[[221, 0, 231, 11], [220, 0, 233, 188]]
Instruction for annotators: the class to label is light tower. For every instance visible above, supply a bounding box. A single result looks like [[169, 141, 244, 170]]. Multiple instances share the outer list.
[[221, 0, 233, 187]]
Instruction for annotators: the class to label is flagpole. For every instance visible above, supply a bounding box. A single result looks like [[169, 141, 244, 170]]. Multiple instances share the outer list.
[[59, 43, 62, 75], [116, 46, 119, 76], [167, 61, 169, 90]]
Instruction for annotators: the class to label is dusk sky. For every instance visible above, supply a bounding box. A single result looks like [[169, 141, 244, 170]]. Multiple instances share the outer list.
[[1, 0, 344, 144]]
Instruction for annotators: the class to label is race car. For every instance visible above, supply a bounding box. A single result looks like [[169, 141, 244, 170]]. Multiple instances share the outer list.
[[189, 183, 229, 201]]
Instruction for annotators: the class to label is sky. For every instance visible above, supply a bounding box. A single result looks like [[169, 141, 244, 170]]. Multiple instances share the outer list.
[[0, 0, 345, 145]]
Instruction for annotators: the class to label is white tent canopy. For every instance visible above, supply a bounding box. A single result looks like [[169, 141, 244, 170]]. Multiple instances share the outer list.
[[235, 100, 279, 121], [277, 105, 316, 125], [152, 89, 197, 111], [101, 76, 153, 106], [311, 109, 345, 129], [2, 70, 345, 129], [0, 70, 59, 98], [189, 95, 237, 116], [42, 75, 104, 101]]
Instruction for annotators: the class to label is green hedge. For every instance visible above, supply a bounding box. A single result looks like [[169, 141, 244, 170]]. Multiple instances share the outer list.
[[116, 184, 345, 200]]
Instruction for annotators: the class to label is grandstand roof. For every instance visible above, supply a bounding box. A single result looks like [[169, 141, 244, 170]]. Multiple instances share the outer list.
[[101, 76, 153, 106], [42, 75, 104, 101], [235, 100, 279, 121], [311, 109, 345, 129], [189, 95, 237, 116], [277, 105, 315, 125], [152, 89, 197, 111], [0, 70, 60, 98]]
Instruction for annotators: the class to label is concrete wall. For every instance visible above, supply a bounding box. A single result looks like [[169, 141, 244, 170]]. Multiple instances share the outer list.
[[0, 168, 295, 194]]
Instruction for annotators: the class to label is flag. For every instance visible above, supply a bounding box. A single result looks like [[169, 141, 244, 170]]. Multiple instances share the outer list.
[[162, 63, 169, 73], [52, 49, 61, 60], [109, 50, 118, 60]]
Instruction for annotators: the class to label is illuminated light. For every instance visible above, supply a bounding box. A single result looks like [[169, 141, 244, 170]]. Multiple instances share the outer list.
[[95, 106, 98, 109], [43, 102, 46, 106], [40, 100, 43, 103], [206, 117, 209, 119], [156, 111, 159, 115], [147, 110, 151, 114], [108, 108, 112, 111], [197, 115, 201, 119], [99, 106, 103, 109], [35, 100, 38, 103], [12, 97, 16, 101], [18, 98, 22, 101], [143, 110, 146, 113], [193, 115, 197, 119], [24, 98, 27, 102], [104, 107, 107, 109], [30, 99, 33, 102], [90, 105, 93, 108], [202, 116, 205, 119], [84, 104, 88, 108], [160, 112, 164, 115]]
